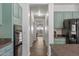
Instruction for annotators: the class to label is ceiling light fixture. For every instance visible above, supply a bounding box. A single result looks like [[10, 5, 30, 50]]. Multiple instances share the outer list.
[[37, 10, 44, 16], [38, 10, 41, 16]]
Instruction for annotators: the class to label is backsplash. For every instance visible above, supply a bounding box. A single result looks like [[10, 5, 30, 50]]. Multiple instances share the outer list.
[[54, 28, 62, 35]]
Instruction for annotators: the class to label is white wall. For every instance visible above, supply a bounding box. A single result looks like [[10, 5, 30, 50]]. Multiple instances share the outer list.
[[44, 16, 48, 46], [48, 4, 54, 44], [48, 4, 54, 56], [20, 3, 30, 56], [54, 3, 79, 11], [30, 12, 35, 47], [74, 4, 79, 11]]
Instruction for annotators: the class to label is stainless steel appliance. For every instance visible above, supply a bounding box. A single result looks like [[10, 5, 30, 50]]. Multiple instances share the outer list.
[[13, 25, 22, 56], [63, 19, 79, 44]]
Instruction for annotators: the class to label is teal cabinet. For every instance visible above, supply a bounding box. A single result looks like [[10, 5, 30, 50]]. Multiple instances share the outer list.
[[54, 38, 66, 44], [3, 50, 13, 56], [54, 12, 73, 28], [0, 4, 12, 38], [0, 4, 13, 56], [13, 4, 22, 19], [2, 4, 12, 38], [18, 6, 22, 25], [14, 4, 19, 18], [3, 47, 13, 56], [0, 4, 2, 25], [18, 6, 22, 19], [54, 12, 64, 28], [72, 12, 79, 18], [63, 12, 73, 19], [13, 4, 22, 25], [0, 44, 13, 56], [0, 3, 22, 56]]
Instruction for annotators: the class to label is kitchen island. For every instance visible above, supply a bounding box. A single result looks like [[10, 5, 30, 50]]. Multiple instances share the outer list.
[[51, 44, 79, 56]]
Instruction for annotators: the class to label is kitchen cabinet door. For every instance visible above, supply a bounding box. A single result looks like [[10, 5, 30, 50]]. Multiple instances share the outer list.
[[72, 12, 79, 18], [13, 4, 22, 25], [2, 4, 12, 38], [18, 6, 22, 25], [0, 44, 13, 56], [18, 6, 22, 19], [13, 4, 19, 18], [54, 12, 64, 28], [54, 38, 66, 44], [63, 12, 73, 19], [3, 50, 13, 56], [0, 4, 2, 25]]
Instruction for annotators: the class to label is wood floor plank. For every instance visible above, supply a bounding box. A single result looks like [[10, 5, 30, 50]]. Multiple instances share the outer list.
[[30, 37, 48, 56]]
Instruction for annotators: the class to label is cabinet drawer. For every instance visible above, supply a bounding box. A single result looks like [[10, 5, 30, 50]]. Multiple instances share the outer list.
[[54, 38, 66, 41], [54, 38, 66, 44], [0, 44, 13, 56], [3, 50, 13, 56], [54, 41, 65, 44]]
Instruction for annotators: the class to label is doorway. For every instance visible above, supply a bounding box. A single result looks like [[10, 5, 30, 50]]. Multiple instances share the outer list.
[[29, 4, 48, 56]]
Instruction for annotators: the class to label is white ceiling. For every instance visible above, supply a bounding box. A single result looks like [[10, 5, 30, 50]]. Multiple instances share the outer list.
[[30, 4, 48, 27], [54, 3, 79, 11], [54, 3, 79, 5], [30, 4, 48, 15]]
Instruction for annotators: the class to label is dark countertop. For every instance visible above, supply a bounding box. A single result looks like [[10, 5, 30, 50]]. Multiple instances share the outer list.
[[55, 37, 66, 39], [0, 38, 12, 49], [51, 44, 79, 56]]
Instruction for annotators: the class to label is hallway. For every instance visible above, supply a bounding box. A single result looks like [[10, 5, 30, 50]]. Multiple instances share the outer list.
[[30, 37, 48, 56]]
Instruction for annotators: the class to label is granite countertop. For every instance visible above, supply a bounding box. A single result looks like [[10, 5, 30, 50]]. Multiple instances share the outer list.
[[0, 38, 12, 49], [51, 44, 79, 56]]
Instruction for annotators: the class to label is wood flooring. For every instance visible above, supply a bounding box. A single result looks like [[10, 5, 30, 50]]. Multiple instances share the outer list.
[[30, 37, 48, 56]]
